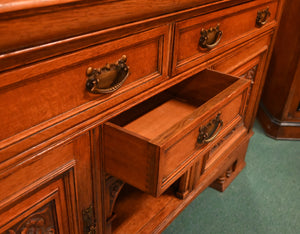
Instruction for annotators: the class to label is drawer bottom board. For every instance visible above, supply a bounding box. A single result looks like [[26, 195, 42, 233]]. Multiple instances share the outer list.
[[124, 99, 197, 139]]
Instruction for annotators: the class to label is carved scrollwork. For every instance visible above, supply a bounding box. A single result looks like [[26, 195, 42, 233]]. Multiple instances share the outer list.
[[240, 65, 258, 83], [7, 202, 57, 234], [82, 205, 96, 234], [105, 176, 125, 223]]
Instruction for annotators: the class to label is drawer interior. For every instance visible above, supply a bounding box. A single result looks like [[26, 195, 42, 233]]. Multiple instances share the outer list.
[[109, 69, 238, 140]]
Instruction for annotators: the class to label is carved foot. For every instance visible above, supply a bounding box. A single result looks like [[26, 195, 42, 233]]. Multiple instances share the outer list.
[[210, 158, 244, 192]]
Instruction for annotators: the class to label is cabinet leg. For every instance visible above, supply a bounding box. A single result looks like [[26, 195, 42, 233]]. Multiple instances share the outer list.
[[176, 170, 191, 199]]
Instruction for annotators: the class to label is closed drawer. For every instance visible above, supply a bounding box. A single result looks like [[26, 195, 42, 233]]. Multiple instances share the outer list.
[[172, 0, 278, 75], [103, 70, 250, 196], [0, 25, 170, 143]]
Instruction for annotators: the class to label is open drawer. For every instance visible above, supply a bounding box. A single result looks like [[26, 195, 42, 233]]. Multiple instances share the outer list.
[[103, 70, 250, 196]]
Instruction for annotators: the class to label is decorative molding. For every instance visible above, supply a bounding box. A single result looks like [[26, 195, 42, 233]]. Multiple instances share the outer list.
[[260, 102, 300, 127]]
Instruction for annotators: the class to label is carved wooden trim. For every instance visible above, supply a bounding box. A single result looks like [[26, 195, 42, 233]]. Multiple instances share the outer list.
[[82, 205, 96, 234], [240, 64, 258, 113], [105, 175, 125, 222], [240, 64, 258, 82]]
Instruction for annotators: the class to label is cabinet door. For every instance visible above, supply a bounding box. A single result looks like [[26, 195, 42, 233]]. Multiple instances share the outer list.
[[211, 32, 273, 129], [0, 133, 95, 233]]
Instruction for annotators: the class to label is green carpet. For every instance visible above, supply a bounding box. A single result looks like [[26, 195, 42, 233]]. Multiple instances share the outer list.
[[163, 121, 300, 234]]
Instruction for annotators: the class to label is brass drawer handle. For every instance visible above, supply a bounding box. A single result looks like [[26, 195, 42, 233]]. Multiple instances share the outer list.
[[197, 113, 223, 144], [86, 55, 129, 94], [199, 24, 223, 49], [256, 7, 271, 27]]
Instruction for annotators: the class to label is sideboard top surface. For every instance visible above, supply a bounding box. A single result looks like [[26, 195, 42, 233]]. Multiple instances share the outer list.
[[0, 0, 252, 55]]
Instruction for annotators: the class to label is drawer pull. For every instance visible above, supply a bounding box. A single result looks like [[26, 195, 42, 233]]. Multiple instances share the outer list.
[[256, 7, 271, 27], [199, 24, 222, 49], [197, 113, 223, 144], [86, 55, 129, 94]]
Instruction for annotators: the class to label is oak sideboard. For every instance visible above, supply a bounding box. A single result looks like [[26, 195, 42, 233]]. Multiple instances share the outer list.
[[0, 0, 285, 233]]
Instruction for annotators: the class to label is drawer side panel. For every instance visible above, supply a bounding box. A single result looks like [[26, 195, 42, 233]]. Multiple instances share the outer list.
[[103, 123, 159, 195]]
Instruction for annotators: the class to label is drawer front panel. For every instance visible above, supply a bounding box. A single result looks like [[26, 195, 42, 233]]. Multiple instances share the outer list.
[[172, 1, 277, 75], [0, 26, 170, 142], [161, 90, 244, 184]]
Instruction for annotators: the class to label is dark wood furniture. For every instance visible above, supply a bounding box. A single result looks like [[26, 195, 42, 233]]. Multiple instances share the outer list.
[[258, 0, 300, 139], [0, 0, 285, 233]]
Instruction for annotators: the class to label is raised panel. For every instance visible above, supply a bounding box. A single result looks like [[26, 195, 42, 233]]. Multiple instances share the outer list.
[[5, 201, 58, 234], [0, 25, 170, 145]]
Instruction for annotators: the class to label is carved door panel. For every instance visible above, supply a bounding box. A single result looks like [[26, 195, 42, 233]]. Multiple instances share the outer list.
[[0, 132, 95, 234]]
